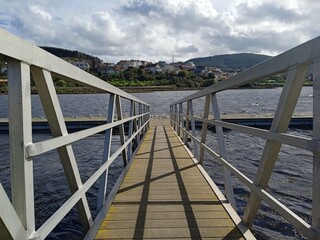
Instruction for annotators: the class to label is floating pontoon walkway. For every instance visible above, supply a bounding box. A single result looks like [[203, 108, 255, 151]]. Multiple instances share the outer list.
[[94, 120, 254, 239]]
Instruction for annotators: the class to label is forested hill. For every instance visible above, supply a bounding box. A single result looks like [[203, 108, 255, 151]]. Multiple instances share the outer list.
[[40, 46, 101, 61], [186, 53, 271, 70]]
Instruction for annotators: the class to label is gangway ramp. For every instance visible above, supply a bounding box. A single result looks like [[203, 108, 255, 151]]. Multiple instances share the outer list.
[[94, 119, 254, 239]]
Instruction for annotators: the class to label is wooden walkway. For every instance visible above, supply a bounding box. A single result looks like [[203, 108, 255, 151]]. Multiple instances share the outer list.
[[95, 120, 253, 239]]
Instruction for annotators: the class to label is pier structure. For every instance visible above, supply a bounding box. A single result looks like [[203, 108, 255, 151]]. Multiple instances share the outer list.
[[0, 29, 320, 240], [0, 112, 314, 132], [90, 119, 254, 239]]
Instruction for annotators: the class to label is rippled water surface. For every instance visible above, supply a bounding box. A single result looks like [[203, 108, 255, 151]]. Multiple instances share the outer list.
[[0, 87, 314, 239]]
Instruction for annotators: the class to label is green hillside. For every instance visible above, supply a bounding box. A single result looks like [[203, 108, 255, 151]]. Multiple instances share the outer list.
[[40, 46, 102, 61], [186, 53, 271, 70]]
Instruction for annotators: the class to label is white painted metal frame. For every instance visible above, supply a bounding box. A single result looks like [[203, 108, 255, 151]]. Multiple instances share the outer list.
[[8, 61, 35, 238], [97, 93, 115, 210], [170, 36, 320, 239], [189, 100, 199, 159], [179, 102, 184, 139], [0, 29, 149, 240], [199, 94, 210, 164], [184, 101, 190, 145], [211, 93, 236, 208]]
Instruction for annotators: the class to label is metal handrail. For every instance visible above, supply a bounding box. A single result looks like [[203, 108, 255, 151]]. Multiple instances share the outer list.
[[170, 36, 320, 240], [0, 29, 150, 239]]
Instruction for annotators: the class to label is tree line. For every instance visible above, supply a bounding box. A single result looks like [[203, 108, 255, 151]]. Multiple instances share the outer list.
[[97, 66, 216, 88]]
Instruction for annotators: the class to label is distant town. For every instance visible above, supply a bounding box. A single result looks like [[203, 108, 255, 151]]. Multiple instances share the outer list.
[[0, 46, 313, 93], [65, 57, 237, 80], [0, 55, 239, 91]]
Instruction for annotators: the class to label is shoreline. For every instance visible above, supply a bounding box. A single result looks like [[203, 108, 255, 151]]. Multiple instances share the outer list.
[[0, 84, 313, 95]]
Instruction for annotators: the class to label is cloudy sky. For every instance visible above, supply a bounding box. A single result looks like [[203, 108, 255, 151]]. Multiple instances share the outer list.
[[0, 0, 319, 63]]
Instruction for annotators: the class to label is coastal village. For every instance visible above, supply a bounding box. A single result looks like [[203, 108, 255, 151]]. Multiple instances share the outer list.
[[0, 55, 242, 91], [1, 48, 313, 90], [0, 57, 237, 81], [57, 57, 237, 81]]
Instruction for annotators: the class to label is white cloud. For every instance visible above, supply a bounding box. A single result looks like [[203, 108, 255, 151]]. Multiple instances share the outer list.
[[29, 5, 52, 21], [218, 0, 319, 55], [69, 12, 125, 50], [0, 0, 319, 63]]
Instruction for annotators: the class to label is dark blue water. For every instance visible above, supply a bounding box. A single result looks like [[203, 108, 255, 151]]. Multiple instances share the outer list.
[[0, 87, 314, 239]]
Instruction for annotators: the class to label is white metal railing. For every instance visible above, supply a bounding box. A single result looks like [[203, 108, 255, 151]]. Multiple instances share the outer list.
[[170, 37, 320, 239], [0, 29, 149, 239]]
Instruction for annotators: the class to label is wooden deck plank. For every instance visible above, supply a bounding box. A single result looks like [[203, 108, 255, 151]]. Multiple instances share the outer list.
[[100, 218, 236, 229], [96, 227, 243, 239], [95, 120, 251, 239]]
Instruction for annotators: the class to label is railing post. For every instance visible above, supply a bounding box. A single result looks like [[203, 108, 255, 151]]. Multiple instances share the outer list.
[[147, 105, 150, 129], [243, 64, 308, 227], [199, 94, 210, 164], [184, 101, 190, 145], [175, 104, 180, 135], [173, 105, 175, 128], [138, 103, 142, 143], [127, 100, 134, 161], [97, 93, 115, 210], [179, 103, 184, 139], [142, 104, 145, 134], [133, 103, 138, 144], [173, 105, 175, 127], [170, 105, 173, 127], [172, 105, 175, 130], [172, 105, 175, 129], [189, 100, 199, 160], [8, 61, 35, 236], [143, 104, 148, 133], [312, 61, 320, 231], [116, 95, 128, 167], [211, 93, 236, 208]]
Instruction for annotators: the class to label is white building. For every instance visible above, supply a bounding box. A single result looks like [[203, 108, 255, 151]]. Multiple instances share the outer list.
[[72, 60, 90, 71], [65, 59, 91, 71], [117, 60, 144, 70]]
